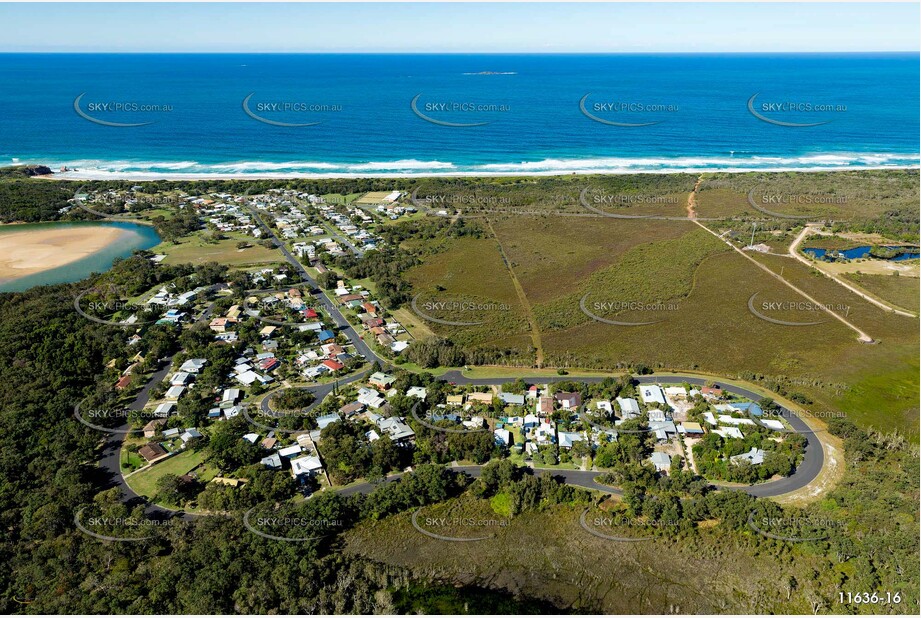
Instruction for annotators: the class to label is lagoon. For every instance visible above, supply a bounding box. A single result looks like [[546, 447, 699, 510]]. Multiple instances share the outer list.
[[0, 221, 161, 293], [802, 245, 921, 262]]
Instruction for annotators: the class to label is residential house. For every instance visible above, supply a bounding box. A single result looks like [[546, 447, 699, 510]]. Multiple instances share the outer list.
[[468, 392, 494, 406], [153, 402, 176, 417], [536, 396, 554, 416], [558, 431, 585, 449], [316, 413, 341, 430], [261, 453, 282, 470], [139, 443, 168, 462], [616, 397, 641, 418], [291, 455, 324, 479], [554, 392, 582, 410], [639, 385, 667, 406], [406, 386, 428, 400], [142, 418, 166, 438], [728, 401, 764, 417], [446, 394, 465, 406], [180, 428, 202, 446], [731, 447, 765, 465], [164, 385, 186, 400], [278, 444, 303, 459], [499, 392, 525, 406], [649, 451, 671, 472], [378, 417, 415, 444]]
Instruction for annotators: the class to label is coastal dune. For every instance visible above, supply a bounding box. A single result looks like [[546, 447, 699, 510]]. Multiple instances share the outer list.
[[0, 225, 128, 283]]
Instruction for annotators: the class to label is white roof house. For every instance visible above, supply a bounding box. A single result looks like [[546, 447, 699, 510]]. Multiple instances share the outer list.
[[718, 415, 756, 426], [357, 388, 386, 409], [179, 358, 207, 373], [391, 341, 410, 353], [406, 386, 428, 400], [290, 455, 323, 478], [650, 452, 672, 472], [731, 447, 765, 465], [278, 444, 303, 458], [558, 431, 585, 449], [153, 402, 176, 417], [170, 372, 192, 386], [316, 413, 341, 430], [164, 385, 186, 400], [663, 386, 687, 399], [236, 370, 271, 386], [494, 428, 512, 446], [714, 427, 745, 440], [639, 385, 667, 406], [616, 397, 641, 416], [378, 417, 415, 442], [180, 428, 202, 443]]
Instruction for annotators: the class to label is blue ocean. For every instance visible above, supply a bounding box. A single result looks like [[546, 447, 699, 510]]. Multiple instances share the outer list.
[[0, 53, 917, 177]]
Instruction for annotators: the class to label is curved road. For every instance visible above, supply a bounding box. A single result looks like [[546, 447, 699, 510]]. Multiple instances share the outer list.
[[96, 298, 219, 522], [336, 371, 825, 500]]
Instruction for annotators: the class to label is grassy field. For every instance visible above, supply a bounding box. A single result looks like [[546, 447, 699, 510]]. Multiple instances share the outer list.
[[402, 235, 534, 360], [400, 201, 918, 435], [532, 225, 728, 330], [841, 271, 920, 313], [125, 448, 208, 499], [154, 231, 281, 267]]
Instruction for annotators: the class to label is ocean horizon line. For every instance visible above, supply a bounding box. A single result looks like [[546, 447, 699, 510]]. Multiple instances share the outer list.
[[1, 51, 918, 55]]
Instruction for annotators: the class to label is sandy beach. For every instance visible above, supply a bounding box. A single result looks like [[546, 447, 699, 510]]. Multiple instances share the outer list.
[[0, 225, 128, 283], [40, 163, 920, 181]]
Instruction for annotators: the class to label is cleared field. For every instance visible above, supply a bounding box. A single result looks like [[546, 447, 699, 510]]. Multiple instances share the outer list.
[[125, 448, 208, 499], [841, 271, 920, 313], [693, 186, 752, 219], [323, 192, 362, 204], [155, 231, 281, 267], [489, 216, 696, 304], [748, 251, 919, 433], [401, 206, 918, 434], [403, 235, 534, 360], [540, 249, 857, 373], [532, 225, 728, 330], [354, 191, 391, 205]]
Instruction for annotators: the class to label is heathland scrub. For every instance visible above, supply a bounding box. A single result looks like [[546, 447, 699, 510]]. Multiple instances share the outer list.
[[0, 223, 128, 282]]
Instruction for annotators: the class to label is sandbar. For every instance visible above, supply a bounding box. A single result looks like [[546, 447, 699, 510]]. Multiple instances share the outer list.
[[0, 225, 127, 282]]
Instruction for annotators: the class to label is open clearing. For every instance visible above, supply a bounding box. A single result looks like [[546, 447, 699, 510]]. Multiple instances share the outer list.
[[154, 231, 281, 267], [841, 271, 920, 313], [125, 448, 208, 499], [402, 202, 919, 435]]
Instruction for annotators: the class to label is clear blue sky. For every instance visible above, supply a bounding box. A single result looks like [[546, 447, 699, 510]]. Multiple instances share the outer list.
[[0, 2, 917, 53]]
